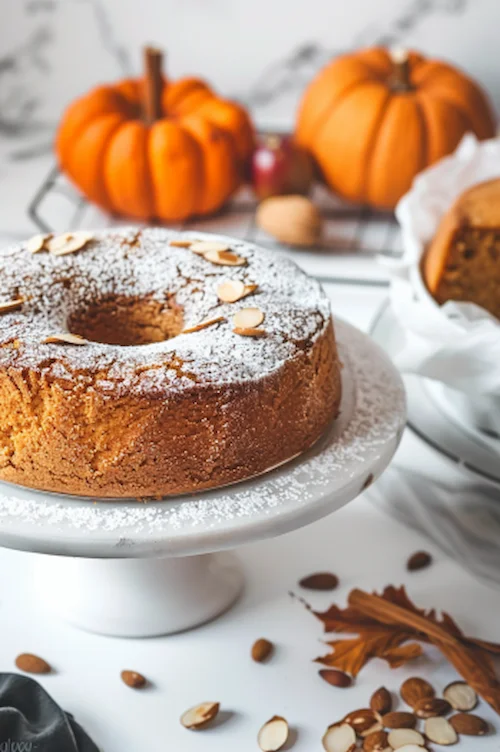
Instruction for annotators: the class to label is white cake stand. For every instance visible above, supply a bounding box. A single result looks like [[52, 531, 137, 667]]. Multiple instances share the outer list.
[[0, 321, 405, 637]]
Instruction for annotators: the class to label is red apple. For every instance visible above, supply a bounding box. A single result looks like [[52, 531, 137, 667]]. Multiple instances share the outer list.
[[251, 134, 314, 200]]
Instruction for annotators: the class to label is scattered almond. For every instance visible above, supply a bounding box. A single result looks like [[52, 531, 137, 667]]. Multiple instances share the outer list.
[[400, 677, 435, 707], [258, 716, 289, 752], [344, 709, 381, 736], [0, 299, 23, 315], [181, 316, 225, 334], [381, 712, 416, 730], [387, 728, 425, 749], [42, 333, 89, 345], [180, 701, 220, 730], [370, 687, 392, 715], [322, 723, 357, 752], [449, 712, 488, 736], [363, 729, 389, 752], [424, 716, 458, 745], [394, 746, 426, 752], [406, 551, 432, 572], [233, 307, 264, 329], [217, 280, 258, 303], [233, 326, 266, 337], [26, 233, 52, 253], [443, 681, 478, 711], [190, 241, 230, 255], [169, 239, 194, 248], [15, 653, 51, 674], [120, 670, 147, 689], [319, 669, 352, 688], [414, 697, 451, 718], [256, 195, 322, 247], [252, 638, 274, 663], [47, 232, 93, 256], [299, 572, 339, 591], [204, 249, 247, 266]]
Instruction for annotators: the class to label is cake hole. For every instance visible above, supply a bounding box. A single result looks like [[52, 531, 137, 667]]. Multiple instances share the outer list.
[[68, 294, 184, 346]]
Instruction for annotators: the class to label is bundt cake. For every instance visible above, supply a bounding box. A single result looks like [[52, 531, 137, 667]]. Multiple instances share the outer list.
[[423, 178, 500, 319], [0, 228, 341, 498]]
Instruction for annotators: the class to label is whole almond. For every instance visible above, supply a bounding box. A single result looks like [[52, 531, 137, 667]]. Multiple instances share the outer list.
[[319, 669, 352, 688], [449, 713, 488, 736], [406, 551, 432, 572], [424, 716, 457, 745], [363, 729, 388, 752], [256, 195, 322, 248], [252, 638, 274, 663], [387, 728, 425, 749], [120, 669, 147, 688], [180, 701, 220, 730], [381, 712, 416, 729], [299, 572, 339, 591], [400, 677, 435, 707], [443, 681, 478, 711], [414, 697, 450, 718], [322, 723, 357, 752], [370, 686, 392, 715], [15, 653, 51, 674], [258, 716, 289, 752], [344, 709, 380, 736]]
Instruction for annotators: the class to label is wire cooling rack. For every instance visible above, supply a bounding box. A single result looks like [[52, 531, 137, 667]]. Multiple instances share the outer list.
[[28, 165, 402, 287]]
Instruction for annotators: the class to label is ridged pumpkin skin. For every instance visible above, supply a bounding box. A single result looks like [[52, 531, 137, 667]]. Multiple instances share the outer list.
[[56, 77, 255, 222], [296, 48, 496, 210]]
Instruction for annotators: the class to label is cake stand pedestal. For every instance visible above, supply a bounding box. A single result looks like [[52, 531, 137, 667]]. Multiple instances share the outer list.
[[0, 321, 405, 637]]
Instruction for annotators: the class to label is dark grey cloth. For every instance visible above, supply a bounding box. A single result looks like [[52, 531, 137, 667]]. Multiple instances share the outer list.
[[0, 674, 99, 751]]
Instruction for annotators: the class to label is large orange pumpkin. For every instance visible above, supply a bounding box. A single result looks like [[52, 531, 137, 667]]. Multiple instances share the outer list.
[[296, 47, 496, 210], [56, 48, 255, 222]]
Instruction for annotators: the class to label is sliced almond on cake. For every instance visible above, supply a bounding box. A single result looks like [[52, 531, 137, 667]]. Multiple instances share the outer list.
[[233, 326, 266, 337], [169, 239, 194, 248], [217, 280, 258, 303], [42, 333, 89, 345], [233, 307, 264, 329], [190, 241, 230, 255], [26, 233, 52, 253], [0, 299, 24, 314], [204, 249, 247, 266], [47, 232, 93, 256], [181, 316, 225, 334]]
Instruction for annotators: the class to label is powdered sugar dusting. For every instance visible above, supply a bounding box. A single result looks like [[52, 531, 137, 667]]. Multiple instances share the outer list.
[[0, 321, 405, 555], [0, 228, 330, 395]]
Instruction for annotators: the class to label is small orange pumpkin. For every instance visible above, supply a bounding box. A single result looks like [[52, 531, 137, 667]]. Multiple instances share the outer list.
[[296, 47, 496, 210], [56, 48, 255, 222]]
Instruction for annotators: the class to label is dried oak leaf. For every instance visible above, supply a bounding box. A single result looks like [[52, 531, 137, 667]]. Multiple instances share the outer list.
[[312, 586, 500, 682]]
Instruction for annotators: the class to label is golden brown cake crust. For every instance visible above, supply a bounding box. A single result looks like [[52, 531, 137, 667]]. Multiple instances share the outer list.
[[0, 229, 341, 498], [423, 178, 500, 318]]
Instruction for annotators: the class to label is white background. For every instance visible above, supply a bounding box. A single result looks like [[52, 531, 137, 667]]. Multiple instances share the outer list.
[[0, 3, 499, 750]]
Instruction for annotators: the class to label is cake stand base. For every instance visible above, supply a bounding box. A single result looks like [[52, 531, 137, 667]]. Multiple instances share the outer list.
[[34, 552, 244, 636], [0, 321, 405, 638]]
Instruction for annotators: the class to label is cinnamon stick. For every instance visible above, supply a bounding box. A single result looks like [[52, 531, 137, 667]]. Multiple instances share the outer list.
[[349, 588, 500, 715], [143, 46, 163, 123]]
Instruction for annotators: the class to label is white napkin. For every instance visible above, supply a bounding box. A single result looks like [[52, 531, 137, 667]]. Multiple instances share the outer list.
[[386, 135, 500, 397], [367, 465, 500, 587]]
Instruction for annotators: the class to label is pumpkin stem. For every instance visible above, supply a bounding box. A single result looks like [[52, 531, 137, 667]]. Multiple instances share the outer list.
[[389, 47, 412, 91], [143, 46, 164, 123]]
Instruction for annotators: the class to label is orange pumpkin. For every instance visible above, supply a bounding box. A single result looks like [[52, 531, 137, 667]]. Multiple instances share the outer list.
[[296, 47, 496, 210], [56, 48, 255, 222]]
